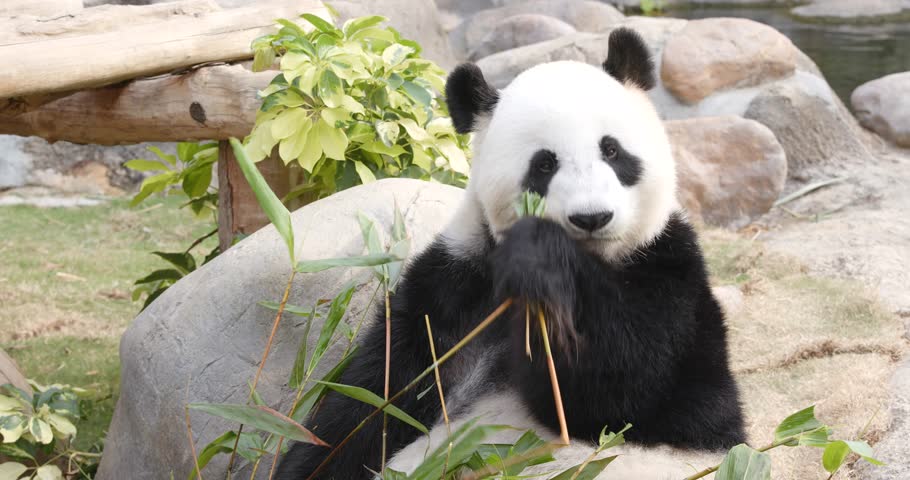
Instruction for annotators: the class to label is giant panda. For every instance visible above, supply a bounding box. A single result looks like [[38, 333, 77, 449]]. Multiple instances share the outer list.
[[276, 28, 745, 479]]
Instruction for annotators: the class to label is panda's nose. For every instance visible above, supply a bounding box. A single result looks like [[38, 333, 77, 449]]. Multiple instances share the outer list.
[[569, 211, 613, 232]]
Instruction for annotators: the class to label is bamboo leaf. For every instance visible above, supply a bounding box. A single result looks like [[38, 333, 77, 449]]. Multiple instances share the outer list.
[[715, 444, 771, 480], [291, 348, 355, 423], [551, 456, 617, 480], [294, 253, 400, 273], [189, 403, 327, 446], [773, 406, 828, 446], [230, 138, 295, 263], [317, 381, 427, 434], [307, 283, 356, 375]]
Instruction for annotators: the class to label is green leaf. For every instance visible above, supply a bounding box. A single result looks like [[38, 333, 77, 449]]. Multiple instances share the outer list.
[[375, 121, 400, 147], [295, 253, 400, 274], [291, 348, 355, 423], [409, 420, 508, 479], [318, 382, 427, 434], [0, 443, 34, 461], [272, 108, 310, 140], [34, 464, 63, 480], [551, 455, 618, 480], [715, 444, 771, 480], [252, 45, 276, 72], [381, 43, 414, 67], [289, 304, 316, 389], [189, 403, 327, 446], [307, 283, 356, 374], [342, 15, 387, 37], [0, 462, 28, 480], [774, 405, 828, 446], [297, 125, 324, 173], [300, 13, 339, 36], [124, 159, 168, 172], [436, 137, 470, 175], [823, 441, 850, 473], [29, 417, 53, 444], [279, 121, 313, 163], [318, 69, 344, 108], [134, 268, 182, 285], [316, 117, 349, 160], [598, 423, 632, 451], [0, 414, 27, 443], [182, 165, 213, 198], [353, 161, 377, 184], [147, 146, 176, 165], [188, 430, 236, 480], [151, 251, 196, 275], [401, 80, 431, 107], [229, 138, 295, 263]]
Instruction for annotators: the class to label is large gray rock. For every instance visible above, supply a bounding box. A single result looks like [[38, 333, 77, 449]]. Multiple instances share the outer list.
[[96, 179, 463, 480], [667, 116, 787, 228], [660, 18, 797, 104], [0, 135, 31, 189], [468, 13, 576, 61], [745, 81, 873, 179], [453, 0, 623, 60], [851, 71, 910, 148]]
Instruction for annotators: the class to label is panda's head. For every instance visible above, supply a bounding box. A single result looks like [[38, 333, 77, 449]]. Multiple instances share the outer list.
[[443, 28, 677, 261]]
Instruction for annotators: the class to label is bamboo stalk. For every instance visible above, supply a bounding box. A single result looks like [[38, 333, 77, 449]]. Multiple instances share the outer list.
[[538, 307, 570, 445]]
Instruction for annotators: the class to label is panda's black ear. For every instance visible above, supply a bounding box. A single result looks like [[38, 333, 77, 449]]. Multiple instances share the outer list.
[[603, 28, 656, 90], [445, 63, 499, 134]]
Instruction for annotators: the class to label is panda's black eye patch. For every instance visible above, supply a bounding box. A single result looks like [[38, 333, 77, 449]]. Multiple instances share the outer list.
[[522, 149, 559, 196], [600, 136, 642, 187]]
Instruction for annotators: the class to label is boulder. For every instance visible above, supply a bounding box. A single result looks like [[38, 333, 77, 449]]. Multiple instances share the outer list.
[[792, 0, 910, 21], [745, 81, 873, 179], [851, 71, 910, 148], [331, 0, 457, 69], [660, 18, 797, 104], [476, 16, 686, 89], [452, 0, 623, 60], [96, 179, 463, 480], [468, 13, 576, 61], [667, 116, 787, 228], [0, 135, 31, 189]]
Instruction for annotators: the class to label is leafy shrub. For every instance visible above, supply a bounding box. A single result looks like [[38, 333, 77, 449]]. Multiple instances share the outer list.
[[244, 13, 470, 199], [0, 382, 99, 479]]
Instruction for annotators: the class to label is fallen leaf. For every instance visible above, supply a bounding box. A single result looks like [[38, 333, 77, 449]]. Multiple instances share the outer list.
[[56, 272, 86, 282]]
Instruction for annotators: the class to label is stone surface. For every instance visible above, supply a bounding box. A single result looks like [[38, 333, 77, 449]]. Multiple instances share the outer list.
[[667, 116, 787, 228], [860, 359, 910, 479], [96, 179, 463, 480], [476, 16, 686, 89], [792, 0, 910, 20], [452, 0, 623, 60], [660, 18, 797, 104], [0, 135, 31, 189], [745, 81, 873, 179], [851, 71, 910, 148], [331, 0, 457, 69], [468, 13, 576, 61]]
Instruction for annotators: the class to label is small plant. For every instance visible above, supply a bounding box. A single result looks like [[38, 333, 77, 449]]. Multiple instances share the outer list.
[[125, 142, 220, 310], [245, 13, 470, 198], [639, 0, 664, 16], [0, 382, 100, 479]]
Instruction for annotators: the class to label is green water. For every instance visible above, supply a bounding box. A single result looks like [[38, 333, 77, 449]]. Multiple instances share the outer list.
[[667, 6, 910, 105]]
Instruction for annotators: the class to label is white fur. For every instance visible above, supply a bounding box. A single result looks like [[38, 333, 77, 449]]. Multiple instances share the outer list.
[[443, 60, 678, 262], [387, 392, 724, 479]]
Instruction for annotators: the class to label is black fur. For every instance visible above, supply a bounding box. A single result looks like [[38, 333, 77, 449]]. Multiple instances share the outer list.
[[603, 28, 656, 90], [601, 135, 643, 186], [445, 63, 500, 134], [521, 149, 559, 196], [276, 214, 745, 479]]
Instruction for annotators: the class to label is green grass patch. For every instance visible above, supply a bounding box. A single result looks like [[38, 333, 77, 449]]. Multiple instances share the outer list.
[[0, 195, 215, 450]]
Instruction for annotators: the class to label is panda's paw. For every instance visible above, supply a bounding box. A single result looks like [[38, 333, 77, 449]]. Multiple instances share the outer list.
[[490, 217, 577, 308]]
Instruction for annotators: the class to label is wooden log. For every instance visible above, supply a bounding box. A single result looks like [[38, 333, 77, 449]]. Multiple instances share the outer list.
[[0, 0, 327, 99], [217, 143, 294, 252], [0, 0, 82, 18], [1, 0, 220, 44], [0, 64, 275, 144]]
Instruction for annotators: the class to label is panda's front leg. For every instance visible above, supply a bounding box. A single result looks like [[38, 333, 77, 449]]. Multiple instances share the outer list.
[[489, 216, 582, 349]]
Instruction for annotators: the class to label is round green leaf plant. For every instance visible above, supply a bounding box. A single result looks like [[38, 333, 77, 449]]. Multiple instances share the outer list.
[[245, 14, 471, 199]]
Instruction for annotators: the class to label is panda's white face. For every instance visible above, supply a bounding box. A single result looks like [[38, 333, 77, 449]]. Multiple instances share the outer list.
[[444, 54, 677, 261]]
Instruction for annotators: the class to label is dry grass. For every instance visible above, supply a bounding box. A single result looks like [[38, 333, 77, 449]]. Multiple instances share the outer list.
[[702, 228, 906, 479]]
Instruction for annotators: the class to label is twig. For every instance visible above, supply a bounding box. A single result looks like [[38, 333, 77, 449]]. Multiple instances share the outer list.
[[304, 299, 514, 480], [425, 315, 453, 479], [538, 307, 569, 445], [774, 176, 848, 207], [525, 304, 532, 360], [227, 270, 298, 476], [185, 377, 204, 480], [382, 286, 392, 473], [184, 227, 219, 255]]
